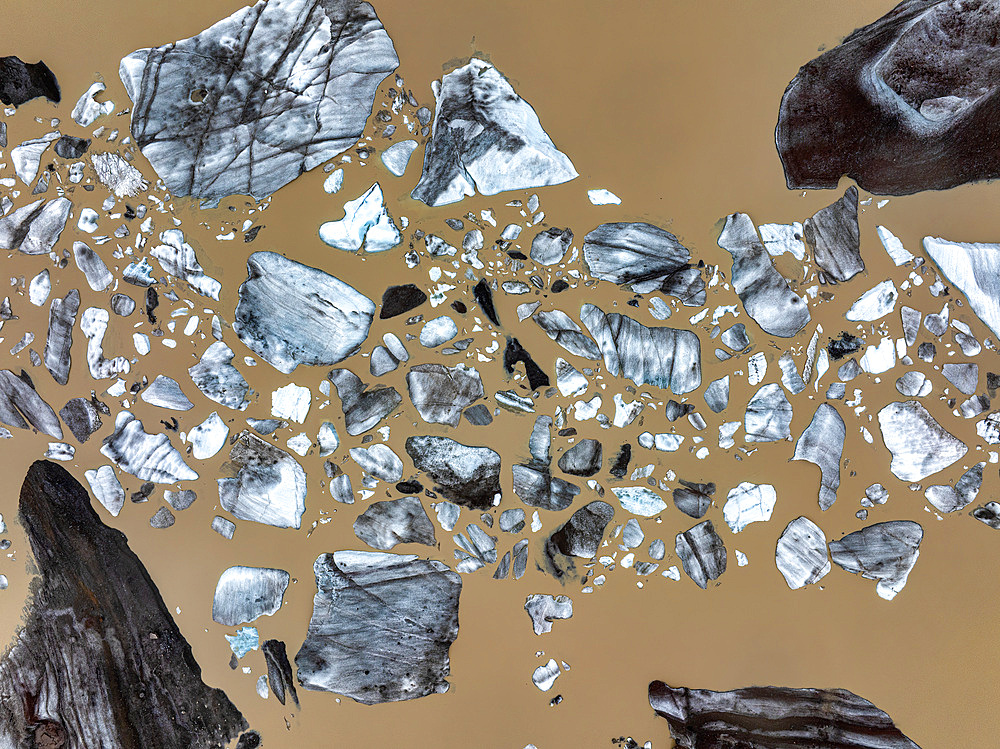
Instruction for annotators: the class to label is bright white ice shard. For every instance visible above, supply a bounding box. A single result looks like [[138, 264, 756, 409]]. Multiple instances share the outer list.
[[876, 226, 914, 266], [723, 482, 776, 532], [587, 189, 620, 205], [271, 383, 311, 423], [188, 412, 229, 460], [84, 465, 126, 517], [845, 280, 897, 322], [878, 401, 967, 481], [319, 183, 401, 253], [923, 236, 1000, 339], [219, 430, 306, 529]]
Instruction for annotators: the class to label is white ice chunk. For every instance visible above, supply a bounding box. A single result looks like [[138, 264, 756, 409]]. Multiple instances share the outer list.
[[271, 383, 311, 423], [319, 183, 401, 253]]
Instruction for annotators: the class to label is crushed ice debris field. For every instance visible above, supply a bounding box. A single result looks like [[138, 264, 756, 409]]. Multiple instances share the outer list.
[[0, 0, 997, 746]]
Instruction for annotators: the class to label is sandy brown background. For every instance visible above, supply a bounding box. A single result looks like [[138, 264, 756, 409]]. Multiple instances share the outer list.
[[1, 1, 999, 747]]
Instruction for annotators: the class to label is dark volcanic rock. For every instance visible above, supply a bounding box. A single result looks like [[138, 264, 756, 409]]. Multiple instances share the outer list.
[[380, 283, 427, 319], [120, 0, 399, 203], [609, 443, 631, 478], [828, 331, 863, 359], [0, 461, 247, 746], [503, 337, 549, 390], [777, 0, 1000, 195], [649, 681, 919, 748], [0, 56, 59, 106], [473, 278, 500, 326], [675, 520, 727, 588], [295, 551, 461, 704], [405, 435, 502, 510]]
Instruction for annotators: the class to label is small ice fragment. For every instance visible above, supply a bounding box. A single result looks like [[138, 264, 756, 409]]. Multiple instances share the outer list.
[[587, 189, 621, 205]]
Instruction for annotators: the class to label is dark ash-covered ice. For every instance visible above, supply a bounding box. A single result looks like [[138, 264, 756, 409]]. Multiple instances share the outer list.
[[0, 56, 60, 106], [0, 461, 247, 746], [543, 500, 615, 581], [776, 0, 1000, 196]]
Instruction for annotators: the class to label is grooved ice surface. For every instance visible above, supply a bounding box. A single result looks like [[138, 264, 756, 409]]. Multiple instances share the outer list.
[[101, 412, 197, 483], [212, 566, 290, 626], [295, 551, 461, 704], [580, 303, 701, 393], [120, 0, 399, 203], [829, 520, 923, 600], [0, 461, 247, 746], [234, 251, 375, 374]]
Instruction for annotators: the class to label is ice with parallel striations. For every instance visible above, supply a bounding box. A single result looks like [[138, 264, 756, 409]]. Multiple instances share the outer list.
[[775, 516, 831, 589], [101, 412, 198, 483]]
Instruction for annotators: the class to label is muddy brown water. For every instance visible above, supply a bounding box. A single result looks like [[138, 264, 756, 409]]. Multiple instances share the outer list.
[[2, 1, 1000, 746]]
